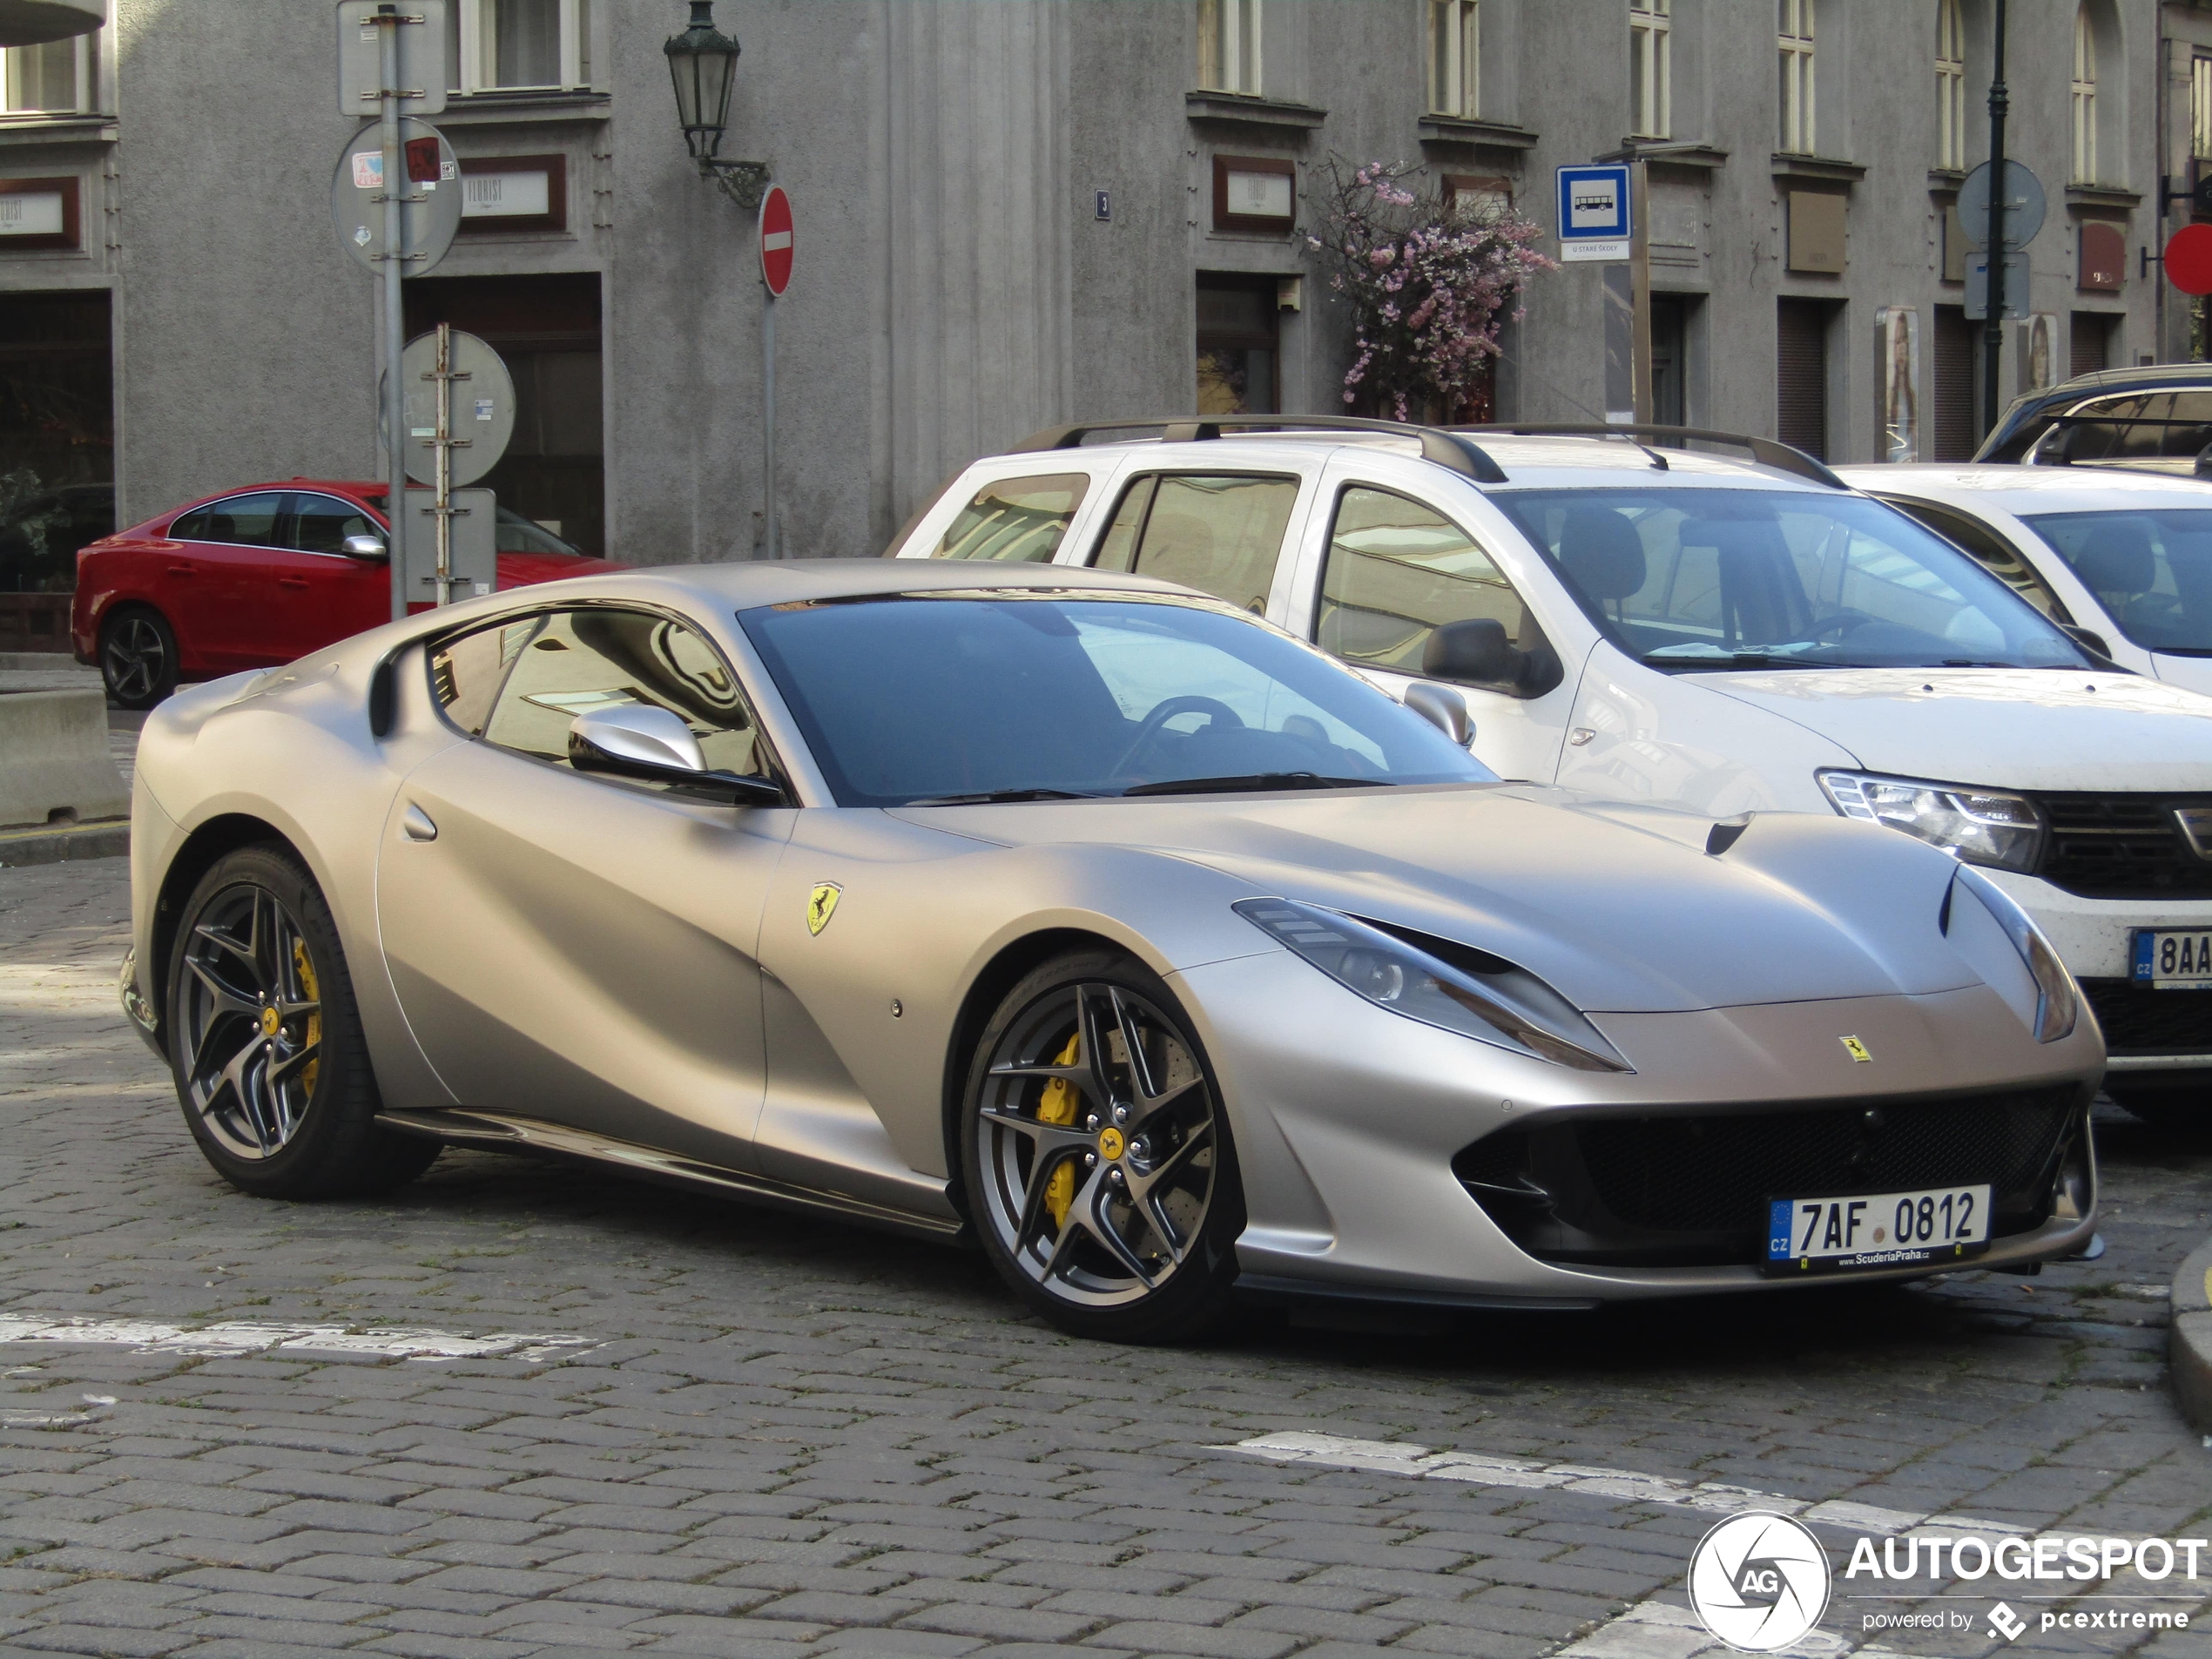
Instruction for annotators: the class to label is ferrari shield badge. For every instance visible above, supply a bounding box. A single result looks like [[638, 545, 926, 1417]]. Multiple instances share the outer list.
[[1839, 1035, 1871, 1062], [807, 882, 842, 936]]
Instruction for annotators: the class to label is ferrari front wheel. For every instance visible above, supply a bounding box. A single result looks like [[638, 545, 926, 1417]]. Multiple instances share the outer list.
[[961, 950, 1243, 1343], [166, 845, 438, 1199]]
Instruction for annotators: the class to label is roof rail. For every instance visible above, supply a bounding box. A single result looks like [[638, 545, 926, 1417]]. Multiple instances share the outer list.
[[1456, 422, 1847, 489], [1008, 415, 1509, 484]]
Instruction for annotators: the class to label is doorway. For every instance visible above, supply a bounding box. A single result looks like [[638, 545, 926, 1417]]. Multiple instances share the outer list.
[[405, 272, 604, 556], [1196, 275, 1280, 415], [0, 289, 111, 651], [1776, 299, 1832, 460]]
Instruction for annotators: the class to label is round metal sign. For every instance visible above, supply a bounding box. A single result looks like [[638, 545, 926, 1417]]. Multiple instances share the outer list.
[[2165, 225, 2212, 297], [377, 329, 517, 488], [331, 117, 462, 278], [759, 185, 793, 297], [1955, 159, 2047, 252]]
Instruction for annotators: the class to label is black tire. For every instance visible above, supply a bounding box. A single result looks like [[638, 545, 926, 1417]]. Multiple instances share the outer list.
[[960, 948, 1244, 1343], [99, 604, 179, 710], [2106, 1087, 2203, 1133], [165, 844, 440, 1198]]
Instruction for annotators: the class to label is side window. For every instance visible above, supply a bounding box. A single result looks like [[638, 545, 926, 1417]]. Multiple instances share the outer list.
[[288, 493, 383, 556], [429, 616, 542, 738], [1088, 472, 1298, 613], [933, 474, 1090, 561], [2060, 394, 2158, 462], [1317, 486, 1531, 671], [469, 608, 772, 784], [1888, 500, 2070, 621], [175, 493, 283, 547]]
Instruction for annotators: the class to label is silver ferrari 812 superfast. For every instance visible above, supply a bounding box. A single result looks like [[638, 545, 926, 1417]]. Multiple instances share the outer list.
[[120, 561, 2101, 1341]]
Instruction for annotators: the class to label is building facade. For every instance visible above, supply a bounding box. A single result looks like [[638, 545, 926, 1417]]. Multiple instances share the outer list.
[[0, 0, 2206, 601]]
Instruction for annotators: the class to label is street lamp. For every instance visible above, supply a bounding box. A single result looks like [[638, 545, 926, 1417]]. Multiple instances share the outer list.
[[665, 1, 769, 210]]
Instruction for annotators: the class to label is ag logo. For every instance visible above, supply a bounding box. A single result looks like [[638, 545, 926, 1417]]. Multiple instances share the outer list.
[[806, 882, 842, 936], [1688, 1512, 1831, 1652]]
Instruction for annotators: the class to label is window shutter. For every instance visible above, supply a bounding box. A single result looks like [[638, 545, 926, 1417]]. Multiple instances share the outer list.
[[1776, 300, 1829, 460]]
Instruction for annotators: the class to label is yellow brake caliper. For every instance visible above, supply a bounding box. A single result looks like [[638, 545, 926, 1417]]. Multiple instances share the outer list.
[[292, 940, 321, 1096], [1036, 1032, 1082, 1230]]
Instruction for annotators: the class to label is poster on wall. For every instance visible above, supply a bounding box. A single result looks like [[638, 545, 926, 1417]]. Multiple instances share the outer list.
[[2020, 313, 2061, 395], [1876, 307, 1919, 463]]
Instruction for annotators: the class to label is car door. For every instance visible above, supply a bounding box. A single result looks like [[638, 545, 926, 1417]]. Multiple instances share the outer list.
[[280, 491, 390, 651], [1295, 473, 1575, 784], [160, 491, 286, 669], [1082, 467, 1311, 617], [376, 603, 796, 1170]]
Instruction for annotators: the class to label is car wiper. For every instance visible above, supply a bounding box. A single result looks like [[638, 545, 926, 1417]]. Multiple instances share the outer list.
[[903, 787, 1108, 806], [1642, 650, 1840, 669], [1121, 772, 1381, 797]]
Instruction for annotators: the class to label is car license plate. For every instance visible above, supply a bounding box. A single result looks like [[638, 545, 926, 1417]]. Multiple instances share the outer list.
[[2132, 928, 2212, 989], [1765, 1184, 1992, 1273]]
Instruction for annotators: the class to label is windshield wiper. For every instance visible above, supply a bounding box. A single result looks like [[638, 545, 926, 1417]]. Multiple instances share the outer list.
[[1122, 772, 1381, 798], [1642, 650, 1840, 669], [903, 787, 1107, 806]]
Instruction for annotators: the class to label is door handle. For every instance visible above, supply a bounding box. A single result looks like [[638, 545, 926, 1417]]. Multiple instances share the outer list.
[[165, 565, 195, 577], [277, 577, 309, 590], [401, 804, 438, 842]]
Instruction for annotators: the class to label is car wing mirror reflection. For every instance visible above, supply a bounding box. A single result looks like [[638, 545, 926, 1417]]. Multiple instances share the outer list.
[[568, 704, 786, 806]]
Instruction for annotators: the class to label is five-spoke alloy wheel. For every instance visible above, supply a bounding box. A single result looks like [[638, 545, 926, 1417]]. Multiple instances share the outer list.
[[962, 950, 1243, 1341], [99, 606, 179, 710], [167, 846, 438, 1198]]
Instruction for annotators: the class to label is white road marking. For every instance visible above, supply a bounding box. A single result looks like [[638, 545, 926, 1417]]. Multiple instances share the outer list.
[[1217, 1432, 2026, 1537], [0, 1313, 601, 1364]]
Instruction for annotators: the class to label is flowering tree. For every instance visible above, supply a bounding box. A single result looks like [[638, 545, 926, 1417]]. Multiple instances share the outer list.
[[1306, 158, 1555, 422]]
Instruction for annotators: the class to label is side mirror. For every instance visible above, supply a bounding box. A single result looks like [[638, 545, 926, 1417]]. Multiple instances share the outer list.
[[342, 534, 388, 558], [568, 705, 785, 806], [1421, 618, 1565, 698], [1402, 681, 1473, 746]]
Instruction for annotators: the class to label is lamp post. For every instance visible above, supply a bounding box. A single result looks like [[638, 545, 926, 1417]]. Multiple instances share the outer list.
[[665, 0, 769, 210]]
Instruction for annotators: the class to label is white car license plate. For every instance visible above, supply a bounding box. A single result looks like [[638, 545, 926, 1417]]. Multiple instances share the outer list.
[[1765, 1184, 1992, 1273], [2132, 928, 2212, 989]]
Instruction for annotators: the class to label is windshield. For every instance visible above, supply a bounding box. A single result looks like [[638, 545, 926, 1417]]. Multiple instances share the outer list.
[[2026, 509, 2212, 654], [1491, 488, 2088, 671], [738, 594, 1496, 806]]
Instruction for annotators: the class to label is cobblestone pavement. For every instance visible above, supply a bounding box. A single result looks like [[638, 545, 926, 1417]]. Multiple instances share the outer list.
[[2, 858, 2209, 1659]]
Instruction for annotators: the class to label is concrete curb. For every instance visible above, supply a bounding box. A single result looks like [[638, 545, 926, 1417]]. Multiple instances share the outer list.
[[2172, 1235, 2212, 1434], [0, 819, 129, 868], [0, 651, 81, 671], [0, 688, 128, 829]]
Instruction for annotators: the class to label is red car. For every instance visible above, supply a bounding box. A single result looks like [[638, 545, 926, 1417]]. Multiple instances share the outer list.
[[71, 481, 615, 708]]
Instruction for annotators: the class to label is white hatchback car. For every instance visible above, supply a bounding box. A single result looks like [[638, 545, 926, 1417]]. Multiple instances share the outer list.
[[887, 418, 2212, 1125]]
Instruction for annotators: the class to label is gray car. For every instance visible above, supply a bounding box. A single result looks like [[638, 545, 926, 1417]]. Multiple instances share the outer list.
[[120, 559, 2101, 1342]]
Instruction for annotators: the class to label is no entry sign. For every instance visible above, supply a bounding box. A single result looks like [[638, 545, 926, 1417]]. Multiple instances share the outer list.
[[759, 186, 793, 297], [2165, 223, 2212, 297]]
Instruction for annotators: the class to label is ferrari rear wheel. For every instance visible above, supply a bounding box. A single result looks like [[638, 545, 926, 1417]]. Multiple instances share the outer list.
[[99, 606, 179, 710], [962, 949, 1243, 1342], [167, 845, 439, 1199]]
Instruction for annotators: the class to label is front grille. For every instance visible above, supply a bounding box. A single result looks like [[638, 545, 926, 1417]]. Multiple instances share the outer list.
[[2030, 792, 2212, 898], [2080, 977, 2212, 1055], [1454, 1086, 2085, 1267]]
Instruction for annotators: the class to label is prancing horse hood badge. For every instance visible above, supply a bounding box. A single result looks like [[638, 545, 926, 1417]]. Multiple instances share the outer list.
[[807, 882, 842, 936], [1840, 1035, 1872, 1062]]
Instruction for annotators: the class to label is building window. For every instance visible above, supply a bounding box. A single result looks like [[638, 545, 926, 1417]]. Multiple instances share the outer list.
[[1936, 0, 1966, 171], [2071, 3, 2096, 183], [1630, 1, 1670, 139], [1778, 0, 1816, 154], [1, 31, 96, 117], [1199, 0, 1263, 96], [1428, 0, 1479, 118], [448, 0, 591, 94], [2194, 53, 2212, 158]]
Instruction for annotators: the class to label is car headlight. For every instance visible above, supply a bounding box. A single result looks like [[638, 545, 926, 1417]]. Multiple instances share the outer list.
[[1817, 770, 2044, 873], [1234, 898, 1631, 1072], [1948, 864, 2079, 1042]]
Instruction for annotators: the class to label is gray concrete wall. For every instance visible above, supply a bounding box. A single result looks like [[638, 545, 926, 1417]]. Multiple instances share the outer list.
[[0, 0, 2182, 563]]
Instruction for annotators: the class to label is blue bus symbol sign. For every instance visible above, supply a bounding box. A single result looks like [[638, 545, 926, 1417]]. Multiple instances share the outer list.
[[1556, 165, 1631, 263]]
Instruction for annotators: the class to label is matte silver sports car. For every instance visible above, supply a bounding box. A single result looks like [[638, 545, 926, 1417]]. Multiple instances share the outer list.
[[121, 561, 2102, 1341]]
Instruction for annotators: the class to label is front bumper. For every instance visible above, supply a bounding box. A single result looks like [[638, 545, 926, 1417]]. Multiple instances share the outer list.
[[118, 946, 162, 1057], [1174, 950, 2102, 1305]]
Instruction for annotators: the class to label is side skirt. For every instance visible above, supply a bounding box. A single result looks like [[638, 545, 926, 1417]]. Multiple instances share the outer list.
[[376, 1108, 968, 1244]]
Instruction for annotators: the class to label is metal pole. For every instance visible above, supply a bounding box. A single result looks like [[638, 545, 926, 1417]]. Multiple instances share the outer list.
[[762, 291, 778, 560], [2156, 26, 2170, 362], [1629, 158, 1653, 424], [1981, 0, 2008, 439], [378, 3, 408, 620], [434, 321, 452, 604]]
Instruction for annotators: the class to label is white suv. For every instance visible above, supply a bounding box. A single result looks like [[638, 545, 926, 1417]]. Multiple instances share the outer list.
[[887, 417, 2212, 1125]]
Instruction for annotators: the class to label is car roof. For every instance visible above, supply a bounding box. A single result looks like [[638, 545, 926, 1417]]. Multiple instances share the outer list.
[[1837, 463, 2212, 513], [629, 556, 1203, 610], [2026, 363, 2212, 401], [1036, 430, 1836, 494]]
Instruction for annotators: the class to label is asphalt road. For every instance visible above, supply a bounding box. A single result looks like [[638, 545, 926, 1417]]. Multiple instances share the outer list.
[[2, 857, 2209, 1659]]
